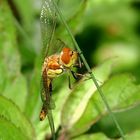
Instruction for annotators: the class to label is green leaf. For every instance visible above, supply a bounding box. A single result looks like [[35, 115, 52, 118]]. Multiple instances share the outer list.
[[94, 43, 140, 72], [72, 129, 140, 140], [87, 0, 137, 32], [12, 0, 34, 32], [24, 57, 41, 118], [68, 73, 140, 137], [72, 133, 108, 140], [94, 104, 140, 138], [61, 58, 115, 134], [125, 130, 140, 140], [0, 1, 28, 110], [11, 0, 36, 67], [2, 74, 28, 110], [0, 95, 35, 140], [0, 117, 29, 140]]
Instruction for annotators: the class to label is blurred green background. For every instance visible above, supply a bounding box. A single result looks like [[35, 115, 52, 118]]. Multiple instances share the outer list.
[[0, 0, 140, 140]]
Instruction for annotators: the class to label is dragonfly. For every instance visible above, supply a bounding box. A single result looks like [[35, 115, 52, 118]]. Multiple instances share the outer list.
[[39, 0, 81, 139]]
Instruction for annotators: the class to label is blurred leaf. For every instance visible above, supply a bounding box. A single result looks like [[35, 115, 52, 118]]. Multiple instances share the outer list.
[[61, 58, 115, 135], [0, 118, 29, 140], [125, 130, 140, 140], [12, 0, 34, 32], [24, 57, 41, 119], [72, 133, 108, 140], [68, 73, 140, 137], [76, 123, 140, 140], [2, 74, 28, 110], [94, 103, 140, 138], [0, 95, 35, 140], [9, 0, 37, 69], [87, 0, 137, 32], [94, 43, 140, 72], [0, 0, 28, 110], [14, 18, 37, 69], [75, 0, 139, 69]]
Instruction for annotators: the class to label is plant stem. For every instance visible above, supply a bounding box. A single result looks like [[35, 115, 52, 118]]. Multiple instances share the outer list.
[[52, 0, 125, 139]]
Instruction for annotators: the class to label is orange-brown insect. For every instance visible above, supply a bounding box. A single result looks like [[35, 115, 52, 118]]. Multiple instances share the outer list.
[[40, 47, 79, 119]]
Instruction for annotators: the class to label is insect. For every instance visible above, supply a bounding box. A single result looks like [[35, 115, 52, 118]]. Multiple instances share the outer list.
[[39, 0, 81, 139]]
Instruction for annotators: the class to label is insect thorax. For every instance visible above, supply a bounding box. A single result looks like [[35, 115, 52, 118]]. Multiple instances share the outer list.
[[42, 54, 64, 79]]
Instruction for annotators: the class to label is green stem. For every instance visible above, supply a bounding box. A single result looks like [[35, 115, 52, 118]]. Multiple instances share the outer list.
[[52, 0, 125, 139]]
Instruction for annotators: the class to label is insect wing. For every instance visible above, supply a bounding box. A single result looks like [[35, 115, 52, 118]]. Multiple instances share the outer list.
[[52, 38, 66, 54], [40, 0, 57, 58]]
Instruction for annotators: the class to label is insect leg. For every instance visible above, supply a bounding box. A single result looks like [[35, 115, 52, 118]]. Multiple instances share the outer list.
[[68, 71, 72, 89], [71, 70, 84, 80]]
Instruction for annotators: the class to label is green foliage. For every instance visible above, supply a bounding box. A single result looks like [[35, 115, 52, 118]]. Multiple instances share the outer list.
[[0, 0, 28, 110], [0, 96, 35, 140], [0, 0, 140, 140]]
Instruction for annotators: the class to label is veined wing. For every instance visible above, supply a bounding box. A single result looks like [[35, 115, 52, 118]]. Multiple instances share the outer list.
[[40, 0, 57, 58], [40, 0, 65, 58]]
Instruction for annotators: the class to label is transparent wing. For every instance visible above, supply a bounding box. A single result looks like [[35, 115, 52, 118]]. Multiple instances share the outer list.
[[40, 0, 57, 58], [52, 38, 66, 53]]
